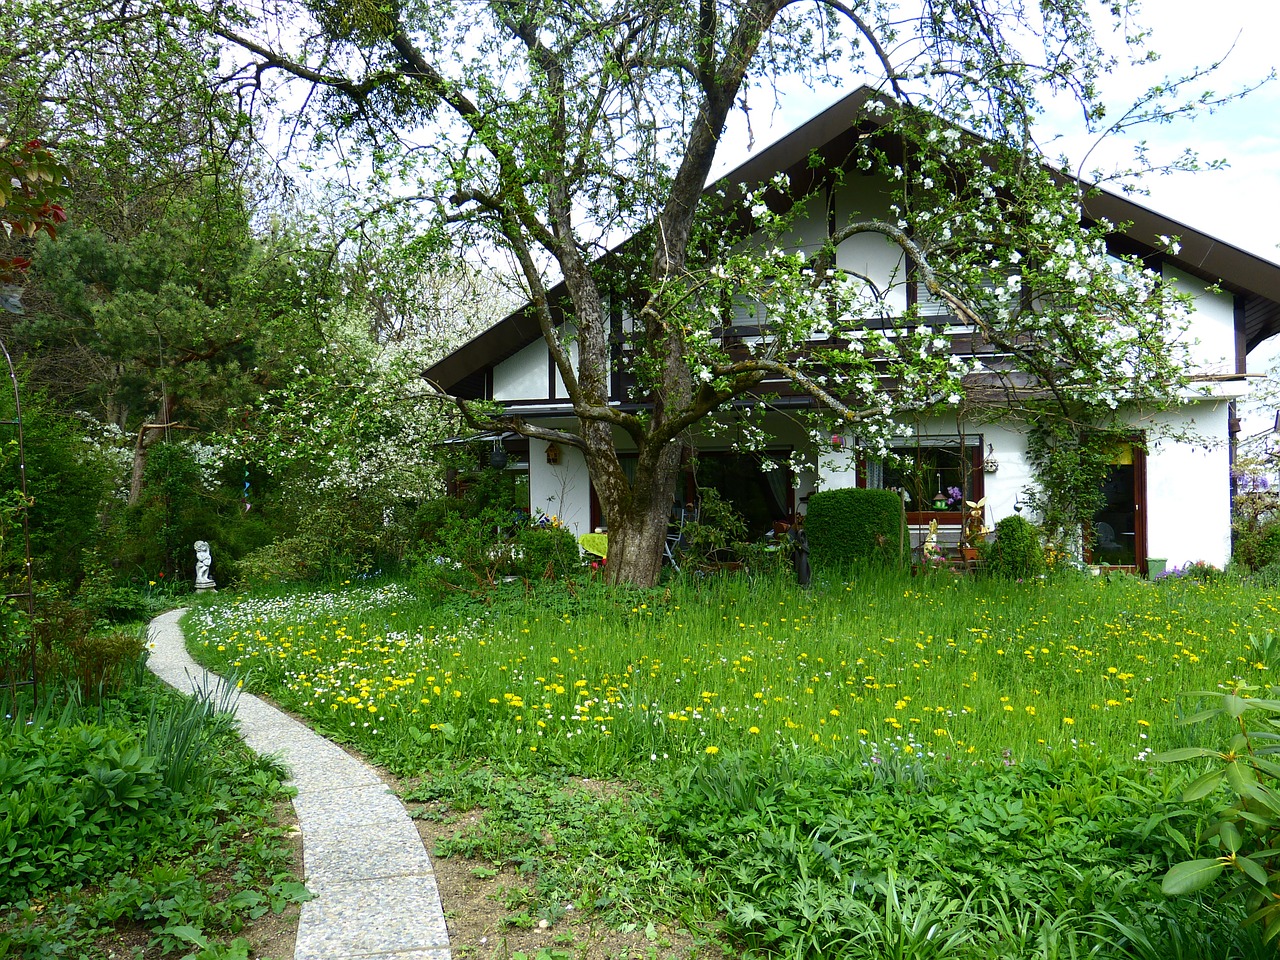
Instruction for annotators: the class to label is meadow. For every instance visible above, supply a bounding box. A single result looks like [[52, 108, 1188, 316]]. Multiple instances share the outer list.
[[180, 568, 1280, 959], [184, 569, 1278, 775]]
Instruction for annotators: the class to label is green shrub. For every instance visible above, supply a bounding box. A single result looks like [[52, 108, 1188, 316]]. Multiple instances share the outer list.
[[1248, 559, 1280, 589], [412, 497, 458, 547], [234, 534, 330, 587], [1236, 521, 1280, 571], [0, 673, 309, 953], [512, 525, 583, 580], [982, 514, 1045, 579], [805, 488, 906, 570], [679, 487, 750, 569], [0, 721, 170, 898], [1231, 478, 1280, 571], [64, 629, 148, 692], [0, 392, 113, 588]]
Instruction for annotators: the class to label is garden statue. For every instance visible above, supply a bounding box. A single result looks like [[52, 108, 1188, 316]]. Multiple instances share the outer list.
[[921, 519, 943, 567], [194, 540, 216, 591], [962, 498, 990, 547]]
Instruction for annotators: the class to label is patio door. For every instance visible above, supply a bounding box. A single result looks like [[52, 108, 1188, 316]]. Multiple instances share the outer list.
[[1088, 442, 1147, 570]]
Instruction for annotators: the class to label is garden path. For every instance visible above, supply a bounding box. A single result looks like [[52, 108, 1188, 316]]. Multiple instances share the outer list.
[[147, 608, 452, 960]]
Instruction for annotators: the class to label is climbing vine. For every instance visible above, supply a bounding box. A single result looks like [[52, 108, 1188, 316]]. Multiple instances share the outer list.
[[1024, 419, 1136, 557]]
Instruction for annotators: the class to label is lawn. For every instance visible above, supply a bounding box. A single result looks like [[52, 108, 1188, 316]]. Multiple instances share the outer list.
[[184, 568, 1280, 959], [185, 570, 1277, 771]]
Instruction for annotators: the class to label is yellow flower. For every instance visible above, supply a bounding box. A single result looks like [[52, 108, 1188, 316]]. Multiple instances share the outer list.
[[748, 726, 760, 735], [1063, 717, 1075, 725], [705, 745, 720, 755]]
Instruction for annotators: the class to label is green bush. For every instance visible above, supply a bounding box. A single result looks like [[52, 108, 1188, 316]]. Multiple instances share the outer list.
[[1236, 522, 1280, 571], [512, 525, 583, 580], [0, 392, 113, 589], [982, 514, 1045, 579], [804, 488, 906, 570], [0, 721, 171, 898], [63, 629, 148, 692], [234, 533, 331, 587], [0, 674, 309, 954], [679, 487, 750, 569], [1231, 479, 1280, 571], [1248, 559, 1280, 589]]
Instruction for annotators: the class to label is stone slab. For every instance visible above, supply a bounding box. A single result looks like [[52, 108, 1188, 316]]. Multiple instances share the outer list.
[[146, 608, 452, 960], [293, 875, 450, 959]]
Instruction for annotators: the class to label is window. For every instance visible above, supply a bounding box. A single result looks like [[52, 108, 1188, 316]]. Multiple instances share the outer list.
[[871, 440, 983, 516], [688, 451, 793, 538]]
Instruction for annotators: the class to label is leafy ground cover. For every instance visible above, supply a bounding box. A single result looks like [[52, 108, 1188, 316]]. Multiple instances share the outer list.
[[184, 570, 1280, 958], [0, 665, 309, 959]]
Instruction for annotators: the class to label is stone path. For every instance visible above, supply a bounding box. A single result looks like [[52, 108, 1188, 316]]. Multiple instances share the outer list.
[[147, 609, 452, 960]]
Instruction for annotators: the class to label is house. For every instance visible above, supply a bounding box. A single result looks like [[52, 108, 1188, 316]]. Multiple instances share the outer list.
[[425, 89, 1280, 573]]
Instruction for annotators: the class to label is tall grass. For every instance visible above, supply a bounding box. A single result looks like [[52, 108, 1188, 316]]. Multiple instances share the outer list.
[[184, 569, 1280, 776]]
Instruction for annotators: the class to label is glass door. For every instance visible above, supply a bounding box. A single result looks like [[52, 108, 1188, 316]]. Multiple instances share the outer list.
[[1088, 443, 1147, 569]]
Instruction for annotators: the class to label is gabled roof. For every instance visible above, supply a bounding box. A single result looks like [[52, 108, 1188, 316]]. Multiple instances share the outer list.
[[426, 87, 1280, 394]]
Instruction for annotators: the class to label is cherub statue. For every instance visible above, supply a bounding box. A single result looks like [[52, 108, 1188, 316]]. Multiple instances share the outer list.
[[194, 540, 216, 590]]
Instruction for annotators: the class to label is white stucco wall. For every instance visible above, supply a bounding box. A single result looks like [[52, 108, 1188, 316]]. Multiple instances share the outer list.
[[778, 193, 830, 257], [493, 339, 548, 401], [819, 443, 860, 489], [1143, 402, 1232, 569], [1165, 264, 1237, 378], [493, 328, 578, 401], [528, 439, 592, 536], [831, 174, 908, 316], [972, 423, 1034, 529]]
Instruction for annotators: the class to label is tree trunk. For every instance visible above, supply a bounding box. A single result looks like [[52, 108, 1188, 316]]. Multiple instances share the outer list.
[[604, 507, 671, 587], [128, 424, 163, 506], [589, 436, 683, 588]]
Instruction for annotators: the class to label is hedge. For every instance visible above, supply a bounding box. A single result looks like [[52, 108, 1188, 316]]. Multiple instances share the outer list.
[[805, 488, 907, 569]]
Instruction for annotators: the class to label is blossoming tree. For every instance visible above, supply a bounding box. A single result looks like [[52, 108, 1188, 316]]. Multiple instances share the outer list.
[[206, 0, 1222, 585]]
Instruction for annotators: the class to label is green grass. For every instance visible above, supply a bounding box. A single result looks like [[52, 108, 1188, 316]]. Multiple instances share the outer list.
[[185, 568, 1279, 774], [181, 568, 1280, 958]]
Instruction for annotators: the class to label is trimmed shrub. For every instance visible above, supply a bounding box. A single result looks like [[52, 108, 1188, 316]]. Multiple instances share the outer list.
[[805, 488, 906, 570], [512, 526, 584, 580], [982, 515, 1045, 580], [1250, 560, 1280, 589]]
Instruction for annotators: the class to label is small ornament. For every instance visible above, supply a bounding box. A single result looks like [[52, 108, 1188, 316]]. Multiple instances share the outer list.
[[983, 442, 999, 473]]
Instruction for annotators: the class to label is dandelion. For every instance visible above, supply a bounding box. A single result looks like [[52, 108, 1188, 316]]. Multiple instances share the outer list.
[[705, 745, 720, 755]]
